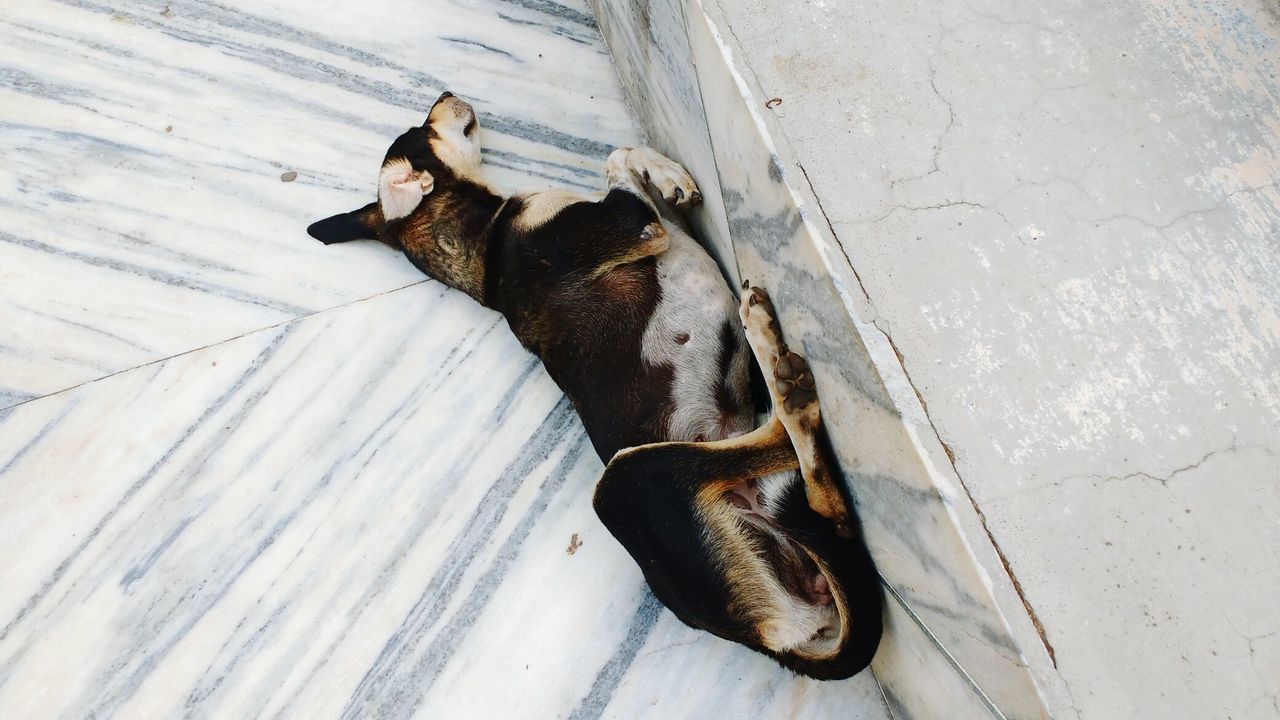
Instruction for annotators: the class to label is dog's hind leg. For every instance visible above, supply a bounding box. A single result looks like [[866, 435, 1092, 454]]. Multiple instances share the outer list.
[[606, 147, 702, 211], [613, 415, 797, 479], [739, 285, 855, 538]]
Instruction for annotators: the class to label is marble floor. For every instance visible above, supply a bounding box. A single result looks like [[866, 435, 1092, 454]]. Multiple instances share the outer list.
[[0, 0, 894, 717]]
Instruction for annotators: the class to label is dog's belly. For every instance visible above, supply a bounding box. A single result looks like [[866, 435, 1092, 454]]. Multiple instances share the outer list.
[[642, 228, 753, 442]]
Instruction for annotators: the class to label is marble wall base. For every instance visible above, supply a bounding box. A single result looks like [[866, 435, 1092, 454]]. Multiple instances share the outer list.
[[590, 0, 1059, 717]]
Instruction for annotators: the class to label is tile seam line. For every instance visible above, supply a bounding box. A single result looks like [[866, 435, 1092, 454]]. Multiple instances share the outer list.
[[875, 311, 1058, 669], [881, 579, 1008, 720], [0, 279, 432, 414], [689, 0, 1056, 710]]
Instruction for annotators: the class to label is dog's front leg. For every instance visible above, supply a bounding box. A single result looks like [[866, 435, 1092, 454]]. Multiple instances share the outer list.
[[739, 284, 855, 539]]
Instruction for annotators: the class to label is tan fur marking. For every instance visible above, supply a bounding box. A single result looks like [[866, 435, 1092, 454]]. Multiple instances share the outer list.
[[585, 222, 669, 280], [393, 197, 487, 302], [694, 487, 845, 659], [608, 414, 791, 468], [429, 136, 488, 186], [800, 549, 851, 657], [647, 416, 846, 660], [511, 189, 590, 231]]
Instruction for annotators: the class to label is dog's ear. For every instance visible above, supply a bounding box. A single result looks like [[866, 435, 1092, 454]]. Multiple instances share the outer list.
[[378, 157, 434, 221], [307, 202, 380, 245]]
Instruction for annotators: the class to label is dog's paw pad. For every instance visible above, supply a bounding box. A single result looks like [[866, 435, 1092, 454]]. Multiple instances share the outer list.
[[775, 348, 818, 414]]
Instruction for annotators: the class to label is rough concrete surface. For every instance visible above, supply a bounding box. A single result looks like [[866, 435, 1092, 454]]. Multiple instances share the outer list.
[[705, 0, 1280, 717]]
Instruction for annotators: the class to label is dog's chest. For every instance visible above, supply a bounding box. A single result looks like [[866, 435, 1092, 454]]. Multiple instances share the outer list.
[[641, 229, 752, 442]]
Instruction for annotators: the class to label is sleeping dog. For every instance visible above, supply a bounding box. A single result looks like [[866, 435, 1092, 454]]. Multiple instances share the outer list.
[[308, 92, 882, 678]]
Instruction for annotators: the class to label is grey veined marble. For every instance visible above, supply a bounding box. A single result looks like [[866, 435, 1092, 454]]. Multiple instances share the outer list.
[[0, 0, 895, 717]]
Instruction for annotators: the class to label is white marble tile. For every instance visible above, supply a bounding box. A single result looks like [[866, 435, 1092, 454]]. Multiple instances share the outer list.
[[0, 0, 638, 408], [0, 284, 890, 718]]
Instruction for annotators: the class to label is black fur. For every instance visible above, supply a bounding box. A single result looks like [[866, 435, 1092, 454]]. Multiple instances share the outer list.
[[594, 437, 883, 680], [308, 93, 883, 678], [307, 202, 378, 244], [486, 189, 674, 459]]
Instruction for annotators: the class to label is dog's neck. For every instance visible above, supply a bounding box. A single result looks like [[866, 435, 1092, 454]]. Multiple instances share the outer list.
[[403, 182, 505, 304]]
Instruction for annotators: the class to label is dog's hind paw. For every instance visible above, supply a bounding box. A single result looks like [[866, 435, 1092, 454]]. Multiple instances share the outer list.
[[774, 346, 818, 417], [741, 285, 820, 427], [739, 285, 779, 349], [740, 285, 848, 535]]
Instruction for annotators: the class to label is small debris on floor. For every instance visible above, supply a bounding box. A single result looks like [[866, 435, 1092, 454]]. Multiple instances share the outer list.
[[164, 125, 173, 133], [566, 532, 582, 555], [766, 97, 783, 108], [280, 170, 298, 182]]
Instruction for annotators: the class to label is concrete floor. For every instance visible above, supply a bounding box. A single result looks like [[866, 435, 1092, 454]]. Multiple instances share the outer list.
[[705, 0, 1280, 717]]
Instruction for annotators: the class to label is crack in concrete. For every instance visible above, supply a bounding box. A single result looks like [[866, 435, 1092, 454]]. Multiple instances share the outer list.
[[1080, 182, 1278, 230], [1014, 442, 1274, 498], [887, 18, 955, 190], [956, 0, 1065, 36], [924, 55, 956, 181], [1095, 445, 1230, 486], [853, 199, 1021, 238], [1223, 617, 1280, 714]]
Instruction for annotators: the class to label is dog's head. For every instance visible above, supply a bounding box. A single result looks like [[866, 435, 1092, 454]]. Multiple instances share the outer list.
[[308, 92, 500, 301], [593, 442, 883, 679]]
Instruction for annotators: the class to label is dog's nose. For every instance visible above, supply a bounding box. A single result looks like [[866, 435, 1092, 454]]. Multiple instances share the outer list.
[[438, 91, 454, 100]]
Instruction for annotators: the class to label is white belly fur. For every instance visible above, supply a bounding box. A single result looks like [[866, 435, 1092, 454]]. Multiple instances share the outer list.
[[641, 226, 753, 441]]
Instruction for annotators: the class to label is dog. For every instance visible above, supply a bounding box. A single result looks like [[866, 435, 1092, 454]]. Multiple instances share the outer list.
[[308, 92, 882, 679]]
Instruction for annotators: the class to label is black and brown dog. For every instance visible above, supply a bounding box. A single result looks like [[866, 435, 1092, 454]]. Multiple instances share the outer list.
[[308, 92, 882, 679]]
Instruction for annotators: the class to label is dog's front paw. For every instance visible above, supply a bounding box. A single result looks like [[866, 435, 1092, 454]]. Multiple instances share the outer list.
[[635, 148, 701, 209], [651, 164, 701, 209]]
